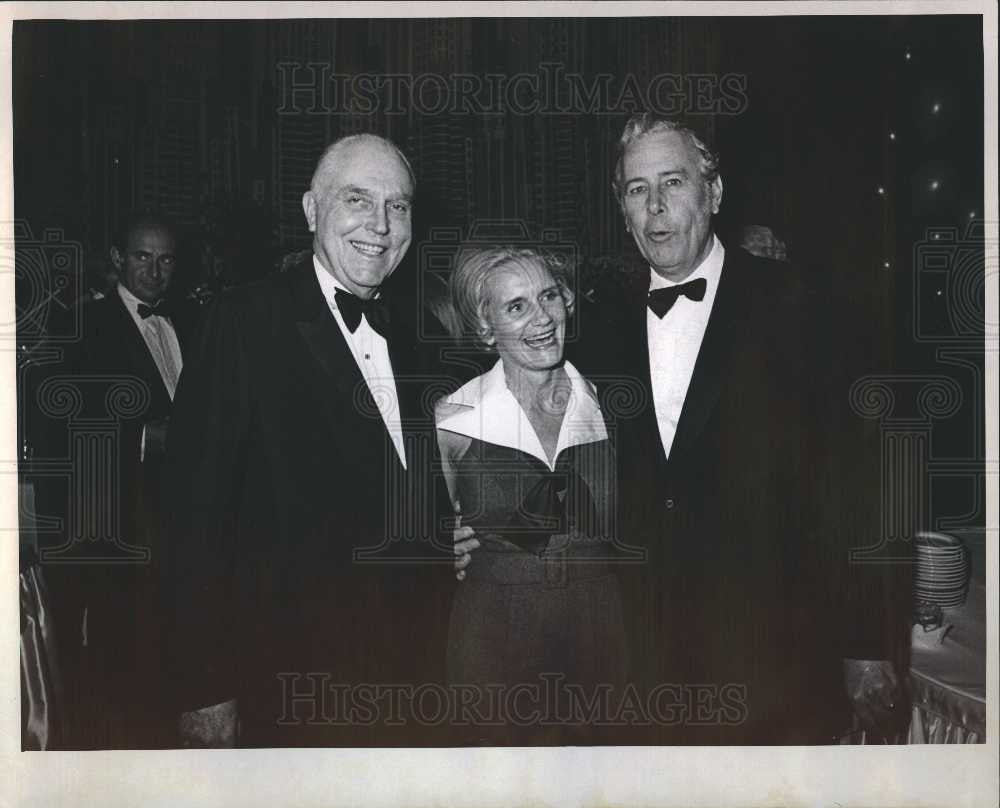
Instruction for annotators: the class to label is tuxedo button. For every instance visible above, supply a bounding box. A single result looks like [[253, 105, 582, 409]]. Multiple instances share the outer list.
[[664, 498, 675, 510]]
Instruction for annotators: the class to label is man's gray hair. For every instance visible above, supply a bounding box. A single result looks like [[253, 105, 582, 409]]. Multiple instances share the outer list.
[[611, 114, 720, 203]]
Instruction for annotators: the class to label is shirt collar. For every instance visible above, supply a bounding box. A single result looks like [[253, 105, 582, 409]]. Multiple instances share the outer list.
[[648, 233, 725, 292], [436, 358, 608, 471], [314, 254, 347, 310], [117, 282, 156, 317]]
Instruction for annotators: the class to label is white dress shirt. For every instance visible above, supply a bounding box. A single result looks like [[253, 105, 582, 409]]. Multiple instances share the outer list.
[[118, 283, 183, 399], [313, 256, 407, 469], [647, 235, 725, 460]]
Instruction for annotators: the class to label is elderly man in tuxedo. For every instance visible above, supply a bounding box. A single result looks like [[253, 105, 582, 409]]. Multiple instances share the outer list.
[[573, 114, 908, 744], [166, 134, 449, 747]]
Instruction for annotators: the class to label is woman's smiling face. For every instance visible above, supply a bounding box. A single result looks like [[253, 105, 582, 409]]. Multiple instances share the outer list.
[[480, 258, 569, 374]]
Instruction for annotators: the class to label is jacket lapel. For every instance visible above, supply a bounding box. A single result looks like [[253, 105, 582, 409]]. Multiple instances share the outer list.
[[290, 260, 362, 400], [668, 249, 750, 465], [610, 278, 670, 477], [384, 298, 425, 432], [289, 259, 409, 470]]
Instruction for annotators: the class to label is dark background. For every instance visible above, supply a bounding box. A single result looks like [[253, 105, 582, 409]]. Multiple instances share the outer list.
[[13, 14, 987, 530]]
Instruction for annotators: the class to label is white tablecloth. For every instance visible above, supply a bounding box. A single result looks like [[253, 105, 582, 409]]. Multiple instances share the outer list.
[[908, 578, 986, 743]]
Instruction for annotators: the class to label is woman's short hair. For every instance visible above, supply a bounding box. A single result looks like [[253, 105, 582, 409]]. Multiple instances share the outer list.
[[449, 245, 575, 347]]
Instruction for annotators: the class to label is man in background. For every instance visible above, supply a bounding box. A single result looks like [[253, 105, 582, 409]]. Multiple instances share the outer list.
[[55, 212, 197, 747]]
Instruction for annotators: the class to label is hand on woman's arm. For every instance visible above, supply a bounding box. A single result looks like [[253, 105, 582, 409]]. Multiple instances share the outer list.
[[452, 504, 480, 581]]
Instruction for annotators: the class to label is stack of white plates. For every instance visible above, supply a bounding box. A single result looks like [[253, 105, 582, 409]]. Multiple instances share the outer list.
[[914, 531, 969, 608]]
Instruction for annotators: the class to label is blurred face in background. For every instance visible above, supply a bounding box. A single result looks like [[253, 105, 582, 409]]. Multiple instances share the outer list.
[[111, 223, 177, 304]]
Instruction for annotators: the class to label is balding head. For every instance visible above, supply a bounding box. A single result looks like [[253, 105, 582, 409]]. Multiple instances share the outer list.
[[309, 134, 416, 196], [302, 134, 415, 299], [110, 212, 178, 305]]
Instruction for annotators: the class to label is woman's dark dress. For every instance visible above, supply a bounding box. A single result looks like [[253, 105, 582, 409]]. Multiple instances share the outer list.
[[445, 434, 628, 744]]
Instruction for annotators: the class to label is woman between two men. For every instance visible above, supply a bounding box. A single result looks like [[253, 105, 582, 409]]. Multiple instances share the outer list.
[[434, 246, 630, 745]]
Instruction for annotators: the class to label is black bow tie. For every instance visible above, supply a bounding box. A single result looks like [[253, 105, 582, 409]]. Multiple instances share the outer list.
[[137, 301, 172, 319], [334, 288, 391, 339], [647, 277, 707, 318]]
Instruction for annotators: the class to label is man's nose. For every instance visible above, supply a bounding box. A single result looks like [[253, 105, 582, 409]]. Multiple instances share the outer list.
[[366, 204, 390, 235], [646, 188, 666, 215]]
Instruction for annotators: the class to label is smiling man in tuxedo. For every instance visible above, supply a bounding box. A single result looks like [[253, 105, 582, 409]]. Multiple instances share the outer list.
[[575, 114, 908, 744], [166, 134, 448, 747]]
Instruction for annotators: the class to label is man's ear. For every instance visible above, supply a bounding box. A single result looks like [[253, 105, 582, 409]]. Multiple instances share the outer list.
[[110, 246, 124, 271], [302, 191, 317, 233], [710, 176, 723, 215]]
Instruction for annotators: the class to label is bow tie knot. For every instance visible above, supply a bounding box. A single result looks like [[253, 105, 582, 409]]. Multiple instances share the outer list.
[[334, 288, 391, 338], [137, 301, 172, 319], [647, 277, 707, 318]]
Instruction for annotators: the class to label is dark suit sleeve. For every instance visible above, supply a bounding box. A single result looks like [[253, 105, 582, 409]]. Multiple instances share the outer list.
[[164, 294, 253, 712]]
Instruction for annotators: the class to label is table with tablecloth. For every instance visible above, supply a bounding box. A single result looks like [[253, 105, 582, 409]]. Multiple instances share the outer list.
[[908, 527, 987, 744]]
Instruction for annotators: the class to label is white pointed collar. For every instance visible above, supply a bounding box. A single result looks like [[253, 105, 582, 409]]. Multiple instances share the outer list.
[[436, 358, 608, 471], [117, 282, 149, 314]]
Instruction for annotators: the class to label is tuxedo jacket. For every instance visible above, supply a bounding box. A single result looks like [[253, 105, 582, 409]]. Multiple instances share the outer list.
[[570, 246, 911, 743], [67, 291, 197, 560], [72, 290, 194, 461], [164, 258, 453, 746], [42, 290, 199, 748]]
